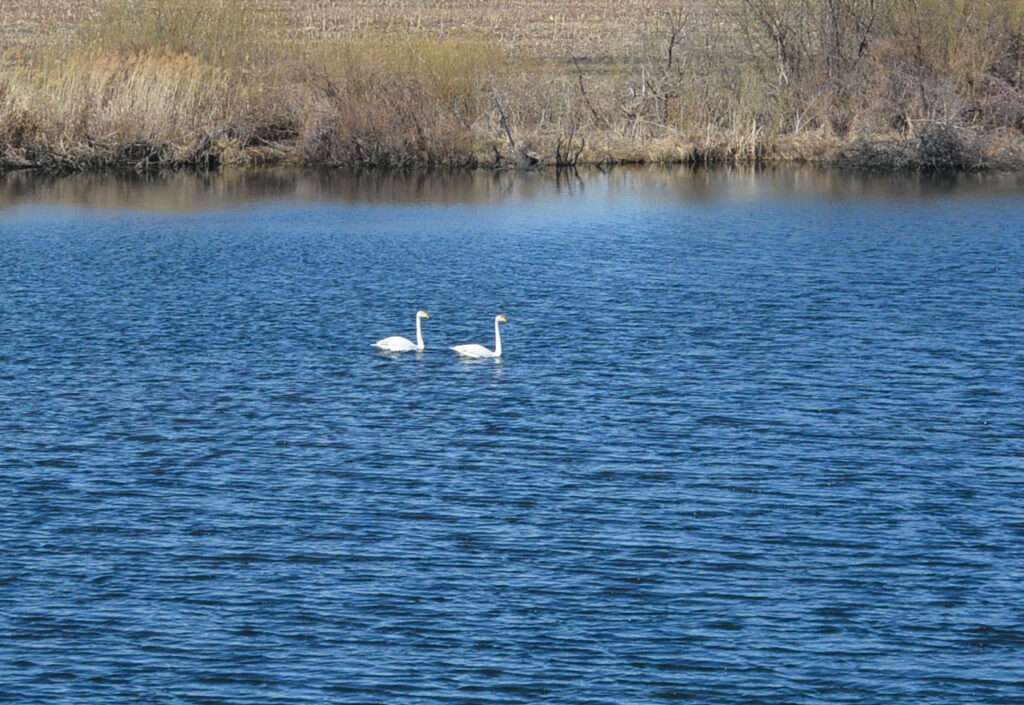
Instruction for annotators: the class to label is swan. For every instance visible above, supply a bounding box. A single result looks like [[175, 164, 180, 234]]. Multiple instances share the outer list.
[[374, 310, 430, 352], [452, 314, 508, 359]]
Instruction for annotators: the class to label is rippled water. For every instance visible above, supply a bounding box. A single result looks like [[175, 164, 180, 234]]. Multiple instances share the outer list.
[[2, 167, 1023, 704]]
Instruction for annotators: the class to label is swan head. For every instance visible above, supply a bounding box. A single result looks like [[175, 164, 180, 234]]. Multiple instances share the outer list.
[[496, 314, 508, 324], [417, 310, 431, 320]]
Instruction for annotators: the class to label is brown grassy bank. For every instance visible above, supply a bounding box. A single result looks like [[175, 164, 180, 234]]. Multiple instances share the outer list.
[[2, 0, 1024, 173]]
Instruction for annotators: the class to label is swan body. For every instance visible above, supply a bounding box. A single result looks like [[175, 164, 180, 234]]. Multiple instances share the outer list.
[[374, 310, 430, 352], [452, 314, 507, 359]]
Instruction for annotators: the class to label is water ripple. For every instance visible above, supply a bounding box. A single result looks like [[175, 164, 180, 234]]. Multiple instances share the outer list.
[[1, 170, 1023, 704]]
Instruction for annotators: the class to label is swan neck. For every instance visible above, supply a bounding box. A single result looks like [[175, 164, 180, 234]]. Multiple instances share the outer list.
[[415, 316, 424, 350], [494, 318, 502, 357]]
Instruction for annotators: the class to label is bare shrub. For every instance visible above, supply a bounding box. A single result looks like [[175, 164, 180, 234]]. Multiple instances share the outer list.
[[916, 122, 983, 171]]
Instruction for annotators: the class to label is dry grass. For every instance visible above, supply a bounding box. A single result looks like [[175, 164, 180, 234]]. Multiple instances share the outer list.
[[0, 0, 716, 63], [1, 0, 1023, 172]]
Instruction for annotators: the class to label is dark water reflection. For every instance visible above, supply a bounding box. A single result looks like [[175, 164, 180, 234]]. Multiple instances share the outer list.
[[2, 165, 1024, 212], [1, 167, 1023, 704]]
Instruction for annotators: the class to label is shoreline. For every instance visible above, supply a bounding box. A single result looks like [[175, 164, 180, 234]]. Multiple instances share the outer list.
[[3, 131, 1023, 177]]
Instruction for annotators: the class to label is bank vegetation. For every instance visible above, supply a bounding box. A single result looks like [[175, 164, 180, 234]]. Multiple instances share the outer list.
[[1, 0, 1023, 172]]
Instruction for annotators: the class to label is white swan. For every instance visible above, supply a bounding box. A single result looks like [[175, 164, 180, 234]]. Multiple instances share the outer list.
[[374, 310, 430, 352], [452, 314, 508, 359]]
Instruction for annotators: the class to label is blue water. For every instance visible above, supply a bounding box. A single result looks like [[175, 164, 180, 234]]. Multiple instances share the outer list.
[[1, 168, 1023, 703]]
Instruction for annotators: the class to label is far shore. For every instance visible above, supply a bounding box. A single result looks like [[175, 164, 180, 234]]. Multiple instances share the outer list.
[[3, 0, 1023, 176]]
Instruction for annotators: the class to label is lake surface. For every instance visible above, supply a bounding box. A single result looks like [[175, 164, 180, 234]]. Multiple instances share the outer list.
[[1, 167, 1023, 704]]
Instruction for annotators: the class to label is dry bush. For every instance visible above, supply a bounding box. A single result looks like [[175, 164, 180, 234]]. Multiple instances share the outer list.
[[295, 38, 506, 166], [916, 122, 983, 171], [1, 54, 290, 169]]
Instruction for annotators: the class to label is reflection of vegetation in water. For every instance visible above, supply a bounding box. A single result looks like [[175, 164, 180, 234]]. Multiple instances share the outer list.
[[0, 168, 581, 211], [3, 167, 1023, 213], [1, 0, 1023, 172]]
